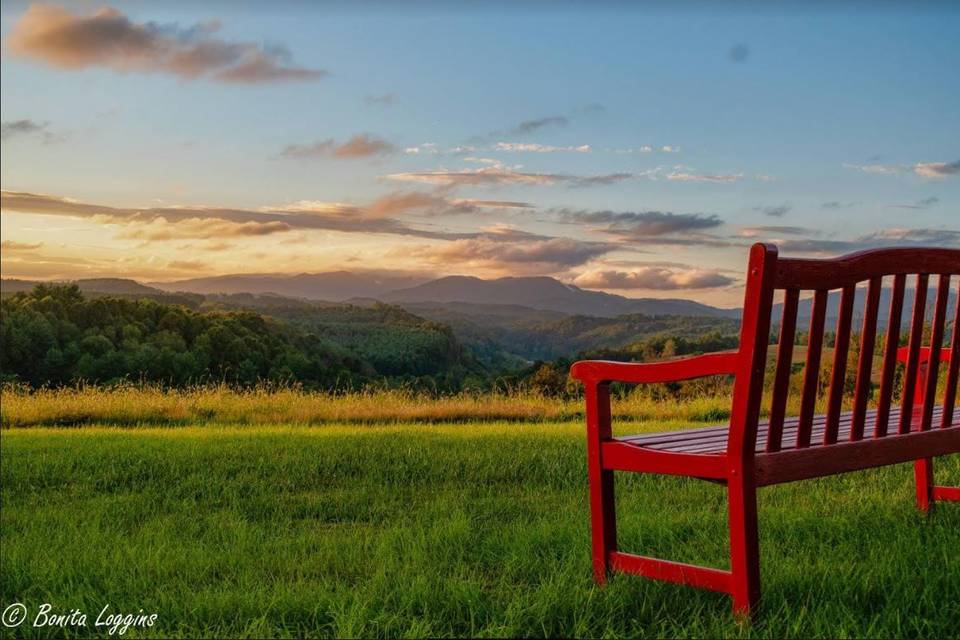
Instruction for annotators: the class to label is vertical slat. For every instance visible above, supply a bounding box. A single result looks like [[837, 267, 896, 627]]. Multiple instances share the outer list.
[[850, 277, 882, 441], [899, 274, 929, 434], [942, 282, 960, 428], [766, 288, 799, 452], [920, 275, 951, 431], [796, 289, 828, 448], [824, 285, 856, 444], [875, 274, 906, 437]]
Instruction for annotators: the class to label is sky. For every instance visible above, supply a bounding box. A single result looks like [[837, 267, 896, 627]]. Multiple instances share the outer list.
[[1, 1, 958, 306]]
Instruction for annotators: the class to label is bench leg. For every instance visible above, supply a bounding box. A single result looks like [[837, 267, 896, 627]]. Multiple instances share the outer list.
[[728, 476, 760, 619], [914, 458, 934, 512], [588, 467, 617, 584], [586, 382, 616, 584]]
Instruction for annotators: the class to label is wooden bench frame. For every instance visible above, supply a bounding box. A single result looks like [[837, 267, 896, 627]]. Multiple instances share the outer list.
[[571, 244, 960, 618]]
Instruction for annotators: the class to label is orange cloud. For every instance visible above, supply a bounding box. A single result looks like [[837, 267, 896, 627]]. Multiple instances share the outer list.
[[5, 4, 325, 83], [280, 134, 395, 160]]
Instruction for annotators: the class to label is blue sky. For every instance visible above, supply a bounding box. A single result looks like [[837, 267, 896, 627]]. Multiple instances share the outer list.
[[1, 2, 957, 304]]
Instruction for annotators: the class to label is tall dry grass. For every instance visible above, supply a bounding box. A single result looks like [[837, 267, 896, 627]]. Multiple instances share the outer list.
[[0, 384, 735, 428]]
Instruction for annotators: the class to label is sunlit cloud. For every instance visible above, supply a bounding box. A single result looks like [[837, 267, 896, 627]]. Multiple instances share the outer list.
[[665, 169, 743, 183], [844, 160, 959, 179], [386, 165, 632, 188], [404, 229, 617, 274], [5, 4, 325, 84], [0, 190, 480, 242], [1, 240, 44, 251], [494, 142, 591, 153], [280, 134, 395, 159], [573, 267, 734, 290]]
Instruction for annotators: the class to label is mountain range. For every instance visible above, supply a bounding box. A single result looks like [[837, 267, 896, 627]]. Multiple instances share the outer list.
[[3, 272, 955, 330]]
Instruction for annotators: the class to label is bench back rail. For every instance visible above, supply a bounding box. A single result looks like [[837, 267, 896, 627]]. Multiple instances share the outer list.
[[732, 245, 960, 462]]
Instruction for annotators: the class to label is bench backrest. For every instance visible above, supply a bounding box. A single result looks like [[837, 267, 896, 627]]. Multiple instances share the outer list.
[[728, 243, 960, 459]]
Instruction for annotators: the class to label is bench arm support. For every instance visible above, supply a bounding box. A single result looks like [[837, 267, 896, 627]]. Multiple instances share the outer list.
[[571, 351, 739, 386]]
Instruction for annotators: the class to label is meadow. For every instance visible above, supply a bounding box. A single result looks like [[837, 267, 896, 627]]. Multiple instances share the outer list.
[[1, 387, 958, 639]]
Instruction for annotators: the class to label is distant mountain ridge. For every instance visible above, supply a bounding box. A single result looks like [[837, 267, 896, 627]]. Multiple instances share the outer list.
[[1, 277, 164, 296], [378, 275, 740, 318], [149, 271, 429, 301]]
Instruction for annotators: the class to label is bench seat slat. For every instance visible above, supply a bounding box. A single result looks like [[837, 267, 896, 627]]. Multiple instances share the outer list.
[[616, 406, 955, 455]]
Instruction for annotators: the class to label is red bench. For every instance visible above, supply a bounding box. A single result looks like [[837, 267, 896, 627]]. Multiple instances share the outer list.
[[570, 244, 959, 617]]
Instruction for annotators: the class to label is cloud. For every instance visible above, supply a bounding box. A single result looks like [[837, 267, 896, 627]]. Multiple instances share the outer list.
[[778, 228, 960, 254], [913, 161, 960, 179], [1, 240, 44, 251], [385, 165, 632, 188], [558, 209, 724, 236], [1, 118, 64, 143], [5, 4, 325, 84], [494, 142, 591, 153], [511, 116, 568, 135], [0, 190, 480, 242], [364, 191, 532, 217], [844, 160, 959, 179], [573, 267, 735, 290], [2, 119, 44, 140], [739, 225, 813, 238], [281, 134, 395, 159], [844, 163, 904, 175], [754, 204, 791, 217], [404, 142, 439, 155], [888, 196, 940, 210], [665, 170, 743, 183], [820, 200, 857, 209], [406, 230, 616, 273], [364, 93, 395, 106], [167, 260, 207, 270]]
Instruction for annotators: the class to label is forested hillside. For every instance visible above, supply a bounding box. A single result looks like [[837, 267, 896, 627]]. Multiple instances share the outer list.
[[0, 285, 480, 390], [1, 284, 748, 391]]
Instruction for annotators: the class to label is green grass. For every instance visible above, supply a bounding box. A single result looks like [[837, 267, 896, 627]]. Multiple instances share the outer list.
[[2, 420, 958, 638]]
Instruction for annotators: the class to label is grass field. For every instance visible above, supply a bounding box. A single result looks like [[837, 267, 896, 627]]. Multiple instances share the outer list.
[[2, 392, 959, 638]]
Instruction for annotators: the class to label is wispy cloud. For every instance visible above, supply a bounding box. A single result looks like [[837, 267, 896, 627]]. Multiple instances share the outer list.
[[665, 169, 743, 183], [493, 142, 591, 153], [364, 93, 395, 106], [280, 134, 395, 159], [2, 119, 43, 139], [555, 209, 735, 248], [753, 204, 791, 217], [1, 119, 63, 143], [738, 225, 813, 238], [404, 227, 616, 273], [0, 190, 484, 242], [914, 161, 960, 179], [573, 266, 735, 290], [844, 160, 960, 179], [888, 196, 939, 210], [5, 4, 325, 84], [820, 200, 857, 209], [510, 116, 568, 135], [777, 227, 960, 253], [558, 209, 723, 236], [386, 165, 632, 188], [1, 240, 44, 251]]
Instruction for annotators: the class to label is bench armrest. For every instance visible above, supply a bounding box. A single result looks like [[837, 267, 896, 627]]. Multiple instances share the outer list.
[[570, 351, 739, 386]]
